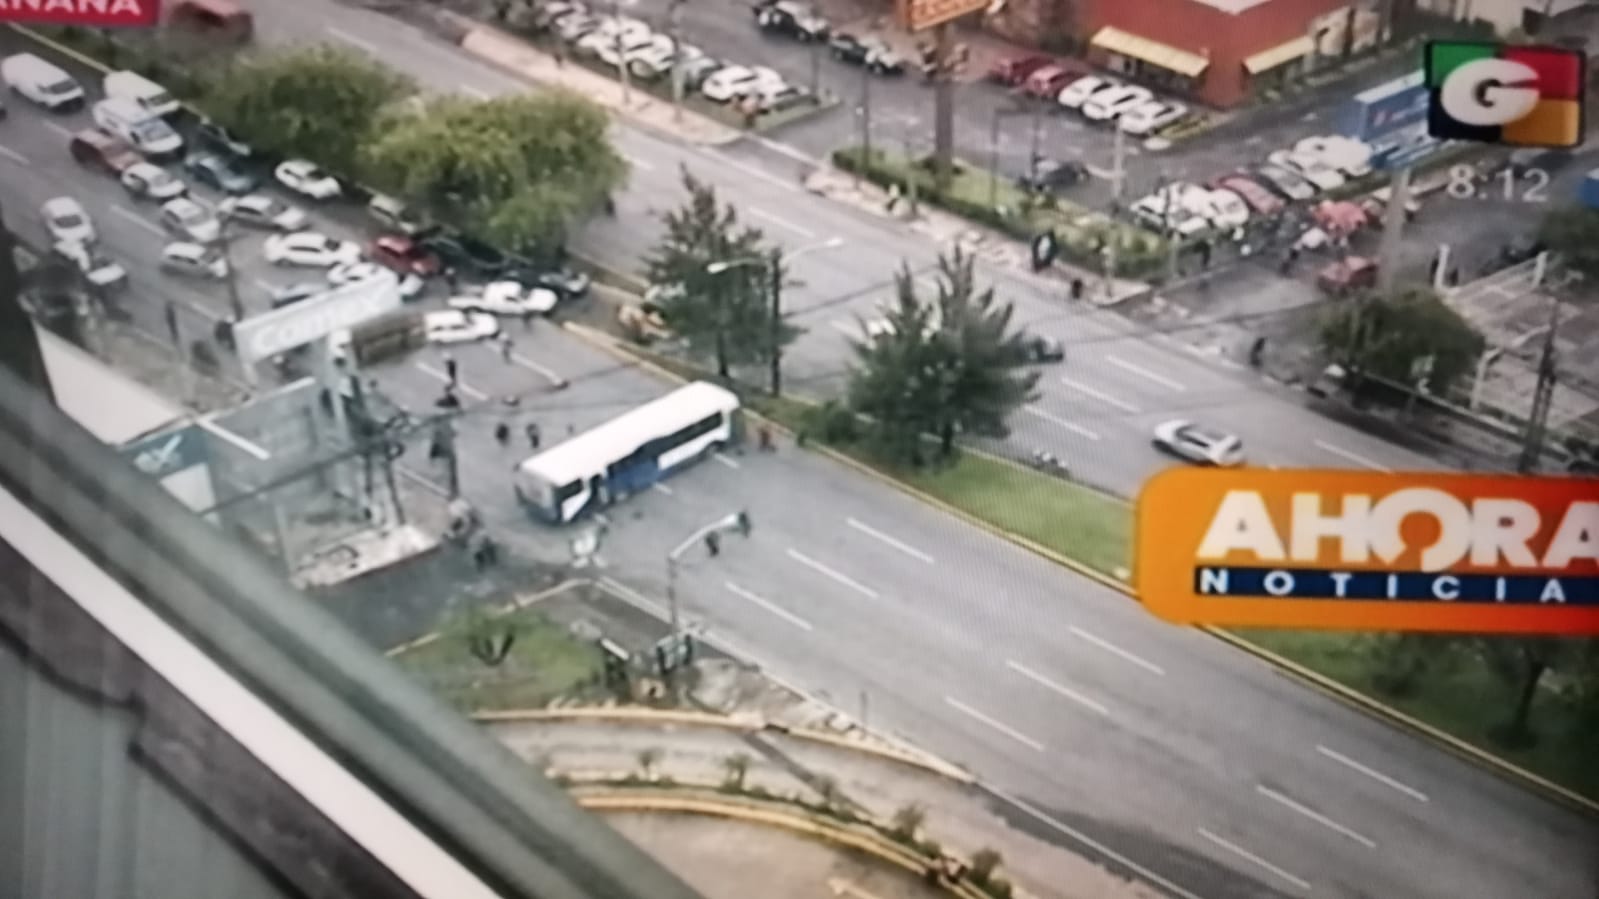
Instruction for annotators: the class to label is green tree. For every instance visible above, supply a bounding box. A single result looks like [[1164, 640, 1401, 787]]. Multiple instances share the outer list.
[[459, 606, 522, 667], [1319, 287, 1483, 399], [1478, 637, 1572, 748], [361, 92, 625, 260], [847, 249, 1040, 464], [202, 45, 414, 178], [969, 847, 1003, 884], [645, 170, 795, 378], [1537, 206, 1599, 280]]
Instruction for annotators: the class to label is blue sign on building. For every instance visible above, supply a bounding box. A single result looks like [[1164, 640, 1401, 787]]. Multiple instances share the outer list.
[[121, 424, 208, 480], [1337, 70, 1441, 170]]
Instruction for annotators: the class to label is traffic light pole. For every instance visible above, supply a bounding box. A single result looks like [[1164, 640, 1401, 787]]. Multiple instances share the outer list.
[[664, 511, 751, 635]]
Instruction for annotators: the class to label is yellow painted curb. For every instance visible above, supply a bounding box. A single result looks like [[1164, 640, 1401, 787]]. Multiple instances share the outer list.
[[573, 790, 991, 899]]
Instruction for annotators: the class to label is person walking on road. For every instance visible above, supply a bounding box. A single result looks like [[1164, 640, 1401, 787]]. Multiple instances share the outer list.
[[500, 334, 514, 364], [525, 422, 542, 450], [443, 351, 458, 385], [494, 422, 510, 446]]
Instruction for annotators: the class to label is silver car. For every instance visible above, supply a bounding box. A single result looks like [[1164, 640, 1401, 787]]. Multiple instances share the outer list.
[[1152, 419, 1244, 467]]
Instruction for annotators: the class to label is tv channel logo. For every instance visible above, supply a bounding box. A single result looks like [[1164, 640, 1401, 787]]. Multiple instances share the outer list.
[[1426, 41, 1585, 148], [1133, 468, 1599, 635]]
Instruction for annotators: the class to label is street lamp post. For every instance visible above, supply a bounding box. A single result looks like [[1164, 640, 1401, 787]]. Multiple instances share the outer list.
[[665, 510, 752, 634], [707, 237, 842, 397]]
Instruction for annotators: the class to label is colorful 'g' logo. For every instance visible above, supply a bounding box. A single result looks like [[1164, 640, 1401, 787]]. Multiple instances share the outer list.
[[1426, 41, 1585, 148]]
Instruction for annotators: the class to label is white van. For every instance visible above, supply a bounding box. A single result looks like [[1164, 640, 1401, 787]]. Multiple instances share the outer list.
[[93, 97, 184, 160], [1, 53, 84, 112], [103, 70, 180, 118]]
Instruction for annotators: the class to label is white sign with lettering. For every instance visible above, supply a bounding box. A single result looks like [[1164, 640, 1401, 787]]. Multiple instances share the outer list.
[[234, 271, 402, 364]]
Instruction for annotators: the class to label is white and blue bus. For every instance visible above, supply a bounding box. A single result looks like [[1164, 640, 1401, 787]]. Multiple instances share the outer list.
[[513, 381, 740, 523]]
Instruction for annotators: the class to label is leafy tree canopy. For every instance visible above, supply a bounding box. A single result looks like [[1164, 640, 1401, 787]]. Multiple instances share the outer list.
[[202, 45, 415, 177], [1538, 206, 1599, 281], [1319, 286, 1483, 397], [361, 92, 626, 258]]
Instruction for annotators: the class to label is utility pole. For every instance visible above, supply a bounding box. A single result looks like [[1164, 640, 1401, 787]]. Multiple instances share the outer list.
[[858, 62, 873, 182], [809, 33, 821, 99], [767, 247, 784, 397], [612, 0, 632, 108], [665, 511, 752, 635], [1519, 273, 1561, 474], [902, 122, 919, 217], [667, 0, 685, 122], [1111, 119, 1127, 204], [220, 219, 244, 321], [1028, 94, 1042, 186], [987, 108, 1001, 209], [930, 22, 955, 190], [1374, 165, 1411, 295]]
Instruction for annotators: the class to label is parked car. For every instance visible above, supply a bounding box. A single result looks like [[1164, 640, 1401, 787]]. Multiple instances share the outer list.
[[184, 152, 258, 194], [54, 239, 125, 289], [1022, 335, 1065, 363], [1022, 64, 1080, 99], [41, 197, 95, 246], [268, 281, 325, 308], [1117, 100, 1187, 136], [424, 310, 501, 344], [1057, 75, 1118, 110], [368, 194, 430, 236], [1316, 255, 1378, 295], [1017, 158, 1088, 194], [1212, 175, 1283, 217], [747, 83, 812, 114], [701, 65, 784, 102], [1131, 189, 1209, 237], [159, 197, 221, 244], [754, 1, 829, 41], [574, 15, 650, 56], [1152, 420, 1244, 467], [275, 159, 343, 200], [193, 118, 252, 160], [92, 99, 183, 160], [419, 230, 509, 278], [554, 11, 601, 42], [1252, 163, 1317, 201], [1186, 187, 1249, 230], [219, 193, 307, 231], [1297, 135, 1372, 177], [160, 241, 229, 279], [329, 261, 425, 299], [369, 234, 441, 277], [447, 281, 559, 316], [1082, 85, 1153, 122], [264, 231, 361, 267], [507, 264, 591, 299], [1268, 149, 1344, 191], [627, 39, 710, 81], [987, 54, 1052, 87], [830, 33, 903, 74], [119, 162, 187, 201], [2, 53, 84, 112], [70, 129, 141, 175], [595, 30, 663, 68]]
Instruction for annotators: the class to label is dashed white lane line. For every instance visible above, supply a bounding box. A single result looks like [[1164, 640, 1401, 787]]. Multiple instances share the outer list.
[[1069, 626, 1165, 676], [726, 581, 813, 631], [786, 548, 880, 599], [414, 362, 489, 401], [944, 697, 1044, 752], [1313, 439, 1394, 473], [1006, 660, 1109, 716], [1023, 405, 1101, 441], [750, 206, 817, 239], [626, 154, 656, 172], [1106, 354, 1188, 393], [110, 204, 164, 236], [1256, 785, 1378, 849], [509, 352, 563, 384], [699, 148, 800, 193], [325, 26, 378, 52], [1058, 376, 1141, 413], [712, 452, 740, 469], [41, 121, 73, 139], [651, 482, 675, 496], [1196, 828, 1311, 892], [847, 518, 934, 564], [1316, 745, 1429, 803], [0, 144, 28, 166]]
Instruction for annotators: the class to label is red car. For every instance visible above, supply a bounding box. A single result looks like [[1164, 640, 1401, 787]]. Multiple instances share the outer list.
[[1212, 175, 1285, 217], [369, 234, 440, 277], [1022, 63, 1082, 99], [987, 54, 1052, 87]]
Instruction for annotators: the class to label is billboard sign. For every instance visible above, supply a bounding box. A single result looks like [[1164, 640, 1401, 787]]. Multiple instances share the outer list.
[[0, 0, 161, 27], [122, 423, 207, 480], [896, 0, 985, 32], [1426, 41, 1585, 149], [1135, 468, 1599, 635], [233, 271, 402, 365], [1337, 71, 1428, 144]]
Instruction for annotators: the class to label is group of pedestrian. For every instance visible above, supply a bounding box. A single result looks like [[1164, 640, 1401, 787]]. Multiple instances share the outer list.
[[493, 421, 542, 449]]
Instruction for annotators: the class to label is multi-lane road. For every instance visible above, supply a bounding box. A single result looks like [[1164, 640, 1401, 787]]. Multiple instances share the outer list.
[[2, 8, 1595, 899]]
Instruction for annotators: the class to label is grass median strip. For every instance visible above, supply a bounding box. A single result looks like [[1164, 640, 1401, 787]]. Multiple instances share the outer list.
[[393, 608, 601, 711]]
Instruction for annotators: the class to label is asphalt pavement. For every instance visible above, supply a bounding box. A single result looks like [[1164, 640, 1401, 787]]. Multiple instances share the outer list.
[[6, 10, 1597, 899]]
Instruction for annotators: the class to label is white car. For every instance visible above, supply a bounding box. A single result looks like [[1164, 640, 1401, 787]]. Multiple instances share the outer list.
[[119, 162, 187, 201], [41, 197, 95, 245], [160, 241, 229, 279], [53, 239, 125, 288], [159, 197, 221, 244], [263, 231, 361, 267], [219, 194, 308, 232], [1057, 76, 1117, 110], [274, 159, 342, 200], [1131, 191, 1210, 237], [448, 280, 559, 316], [628, 38, 706, 79], [328, 261, 424, 299], [1181, 186, 1249, 230], [575, 16, 651, 56], [701, 65, 784, 102], [1152, 420, 1244, 467], [1082, 85, 1153, 122], [1298, 135, 1372, 178], [595, 31, 663, 68], [424, 309, 501, 344], [1268, 149, 1345, 191], [1117, 101, 1188, 136]]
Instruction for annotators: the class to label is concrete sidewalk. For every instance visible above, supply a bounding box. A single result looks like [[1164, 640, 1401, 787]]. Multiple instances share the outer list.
[[492, 718, 1166, 899]]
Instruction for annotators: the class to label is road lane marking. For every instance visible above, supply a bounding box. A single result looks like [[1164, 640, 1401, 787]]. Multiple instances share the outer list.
[[460, 84, 491, 99], [626, 154, 656, 172], [396, 465, 449, 498], [1196, 828, 1310, 891], [1256, 785, 1377, 848], [1106, 354, 1188, 392], [700, 149, 800, 193], [1316, 746, 1429, 802], [830, 319, 861, 337], [1313, 439, 1393, 473], [651, 482, 675, 496], [945, 697, 1044, 751], [42, 121, 73, 139], [750, 207, 817, 238], [1023, 405, 1101, 440], [847, 518, 933, 564], [1058, 376, 1141, 413], [599, 576, 671, 619], [1069, 626, 1165, 676], [414, 362, 489, 401], [0, 144, 28, 166], [727, 581, 813, 631], [787, 548, 879, 599], [712, 452, 740, 469], [110, 204, 164, 236], [1006, 660, 1109, 716], [326, 26, 378, 52], [510, 352, 563, 384]]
